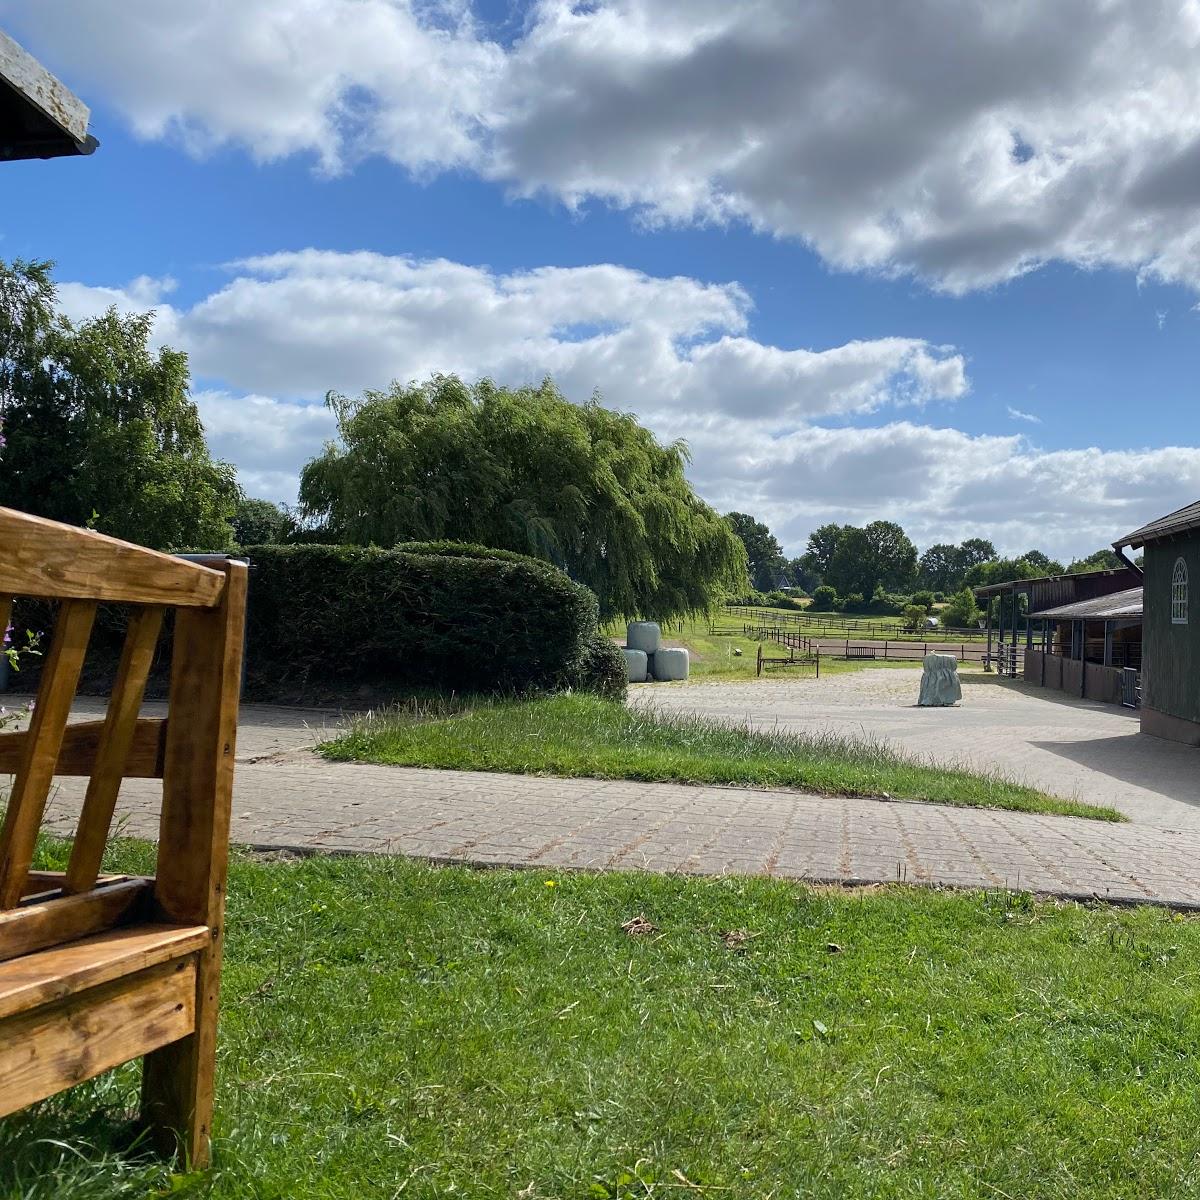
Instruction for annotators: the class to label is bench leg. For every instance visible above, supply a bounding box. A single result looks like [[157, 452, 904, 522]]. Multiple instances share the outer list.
[[140, 945, 220, 1167]]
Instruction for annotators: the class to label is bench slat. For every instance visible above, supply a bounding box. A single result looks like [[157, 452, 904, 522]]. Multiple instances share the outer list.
[[0, 507, 225, 607], [0, 957, 196, 1119], [0, 877, 151, 963], [0, 922, 209, 1020], [0, 600, 97, 909], [66, 607, 166, 893], [0, 717, 167, 778]]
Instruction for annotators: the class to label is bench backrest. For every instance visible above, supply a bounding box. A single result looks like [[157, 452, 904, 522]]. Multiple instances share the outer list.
[[0, 506, 246, 937]]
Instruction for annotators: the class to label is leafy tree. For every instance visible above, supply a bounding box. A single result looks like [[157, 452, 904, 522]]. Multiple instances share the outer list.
[[0, 259, 237, 550], [903, 604, 928, 632], [1067, 548, 1123, 574], [1019, 549, 1065, 576], [910, 590, 935, 611], [956, 538, 997, 574], [299, 375, 746, 622], [917, 543, 960, 592], [962, 557, 1042, 590], [825, 521, 917, 598], [233, 497, 295, 546], [941, 587, 982, 630], [803, 523, 844, 577], [725, 512, 786, 593], [786, 555, 821, 593]]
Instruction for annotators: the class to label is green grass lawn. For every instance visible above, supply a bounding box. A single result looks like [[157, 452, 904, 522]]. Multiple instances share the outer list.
[[7, 847, 1200, 1199], [318, 693, 1120, 821]]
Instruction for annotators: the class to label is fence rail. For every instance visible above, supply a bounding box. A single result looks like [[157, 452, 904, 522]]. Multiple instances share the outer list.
[[742, 619, 987, 666], [726, 604, 987, 642]]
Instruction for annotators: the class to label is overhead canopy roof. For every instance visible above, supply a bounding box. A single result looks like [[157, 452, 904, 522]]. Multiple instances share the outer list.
[[1030, 586, 1143, 622], [1115, 499, 1200, 550], [972, 566, 1135, 599], [0, 29, 97, 161]]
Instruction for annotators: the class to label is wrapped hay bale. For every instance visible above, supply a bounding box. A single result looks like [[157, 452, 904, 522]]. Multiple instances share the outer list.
[[918, 652, 961, 706], [626, 621, 661, 654], [652, 647, 689, 681], [622, 648, 649, 682]]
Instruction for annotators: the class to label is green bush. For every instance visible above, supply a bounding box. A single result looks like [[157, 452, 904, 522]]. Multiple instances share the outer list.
[[563, 634, 627, 700], [910, 590, 935, 611], [940, 587, 983, 630], [839, 592, 865, 612], [810, 585, 838, 611], [933, 591, 946, 603], [903, 604, 928, 632], [243, 544, 608, 696], [393, 540, 532, 564]]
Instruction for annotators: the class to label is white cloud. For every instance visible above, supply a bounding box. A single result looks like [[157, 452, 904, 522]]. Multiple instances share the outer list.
[[15, 1, 1200, 290], [1006, 406, 1041, 424], [56, 250, 1200, 561]]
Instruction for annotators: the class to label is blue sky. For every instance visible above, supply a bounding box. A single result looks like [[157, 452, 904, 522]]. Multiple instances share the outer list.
[[4, 1, 1200, 560]]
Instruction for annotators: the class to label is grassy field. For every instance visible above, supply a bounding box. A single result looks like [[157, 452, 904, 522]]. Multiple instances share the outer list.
[[319, 693, 1120, 820], [606, 617, 987, 681], [8, 846, 1200, 1199]]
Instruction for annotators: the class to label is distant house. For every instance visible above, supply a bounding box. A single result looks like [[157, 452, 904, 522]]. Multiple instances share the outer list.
[[1115, 501, 1200, 745], [0, 28, 98, 161]]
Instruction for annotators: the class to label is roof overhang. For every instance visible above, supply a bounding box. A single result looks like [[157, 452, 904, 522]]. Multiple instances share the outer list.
[[972, 566, 1135, 600], [0, 29, 97, 161], [1114, 499, 1200, 551], [1029, 587, 1143, 622]]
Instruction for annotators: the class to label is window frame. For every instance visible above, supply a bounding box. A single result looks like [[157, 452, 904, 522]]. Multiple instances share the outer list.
[[1172, 556, 1189, 625]]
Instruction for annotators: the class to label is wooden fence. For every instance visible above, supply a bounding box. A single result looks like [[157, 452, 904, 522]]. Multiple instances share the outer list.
[[726, 604, 987, 642]]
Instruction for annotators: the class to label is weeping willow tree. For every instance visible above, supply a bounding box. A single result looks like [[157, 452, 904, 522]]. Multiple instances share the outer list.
[[298, 374, 747, 622]]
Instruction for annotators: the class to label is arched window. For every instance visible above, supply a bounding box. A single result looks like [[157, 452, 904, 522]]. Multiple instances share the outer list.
[[1172, 557, 1189, 625]]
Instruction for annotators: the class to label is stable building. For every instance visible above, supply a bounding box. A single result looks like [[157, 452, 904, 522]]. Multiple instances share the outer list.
[[972, 566, 1142, 688], [1115, 501, 1200, 745]]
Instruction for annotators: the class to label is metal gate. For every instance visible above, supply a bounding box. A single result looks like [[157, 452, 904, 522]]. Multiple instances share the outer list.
[[1121, 668, 1141, 709]]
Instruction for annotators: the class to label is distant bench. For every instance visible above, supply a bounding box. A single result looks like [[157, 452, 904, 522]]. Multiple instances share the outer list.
[[846, 646, 877, 660]]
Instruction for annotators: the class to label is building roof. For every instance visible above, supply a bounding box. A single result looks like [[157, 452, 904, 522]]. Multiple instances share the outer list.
[[1030, 586, 1143, 622], [1115, 500, 1200, 550], [0, 29, 97, 161], [972, 566, 1135, 599]]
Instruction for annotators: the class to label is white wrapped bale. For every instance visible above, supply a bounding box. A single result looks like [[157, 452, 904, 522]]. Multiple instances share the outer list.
[[652, 647, 689, 681], [622, 648, 649, 682], [918, 652, 961, 706], [626, 621, 662, 654]]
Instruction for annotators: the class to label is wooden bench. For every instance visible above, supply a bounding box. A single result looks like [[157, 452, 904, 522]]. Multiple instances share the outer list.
[[0, 507, 246, 1168], [846, 646, 877, 660]]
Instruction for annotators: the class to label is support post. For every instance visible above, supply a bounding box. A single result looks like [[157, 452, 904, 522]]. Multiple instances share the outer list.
[[985, 597, 993, 671]]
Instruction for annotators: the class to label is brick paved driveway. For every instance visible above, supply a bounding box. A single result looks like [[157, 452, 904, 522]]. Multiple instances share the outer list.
[[23, 674, 1200, 907]]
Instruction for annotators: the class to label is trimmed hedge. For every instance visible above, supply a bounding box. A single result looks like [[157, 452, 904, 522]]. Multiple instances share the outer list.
[[242, 543, 624, 698]]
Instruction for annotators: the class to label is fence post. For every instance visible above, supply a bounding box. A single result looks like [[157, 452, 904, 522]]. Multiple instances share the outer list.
[[756, 644, 763, 677]]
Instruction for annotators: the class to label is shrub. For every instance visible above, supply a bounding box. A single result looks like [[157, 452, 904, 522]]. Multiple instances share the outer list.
[[242, 544, 604, 695], [562, 634, 627, 701], [864, 589, 906, 616], [811, 585, 839, 610], [933, 591, 945, 603], [910, 590, 935, 611], [903, 604, 928, 632], [726, 590, 769, 606], [940, 587, 983, 630], [839, 592, 865, 612], [393, 539, 532, 564]]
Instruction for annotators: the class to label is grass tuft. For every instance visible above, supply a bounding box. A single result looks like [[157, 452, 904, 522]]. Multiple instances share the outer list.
[[319, 693, 1122, 821]]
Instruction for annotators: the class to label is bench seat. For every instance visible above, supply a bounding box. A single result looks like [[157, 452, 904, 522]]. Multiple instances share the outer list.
[[0, 924, 210, 1118]]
